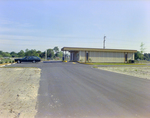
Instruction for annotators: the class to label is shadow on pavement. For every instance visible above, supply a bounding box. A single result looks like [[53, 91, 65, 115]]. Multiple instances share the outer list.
[[15, 62, 40, 64], [43, 61, 62, 63]]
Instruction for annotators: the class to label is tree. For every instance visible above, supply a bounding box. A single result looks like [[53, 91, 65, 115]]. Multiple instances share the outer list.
[[140, 42, 145, 60], [135, 42, 147, 60], [135, 51, 141, 60], [36, 50, 42, 56], [0, 51, 3, 57], [140, 42, 145, 54], [40, 52, 45, 58], [144, 53, 150, 61], [47, 49, 54, 59], [53, 46, 59, 54], [55, 52, 59, 57], [25, 49, 39, 57], [10, 51, 18, 57], [17, 50, 25, 57], [25, 49, 29, 52], [3, 52, 11, 57], [0, 51, 11, 57], [58, 51, 63, 58]]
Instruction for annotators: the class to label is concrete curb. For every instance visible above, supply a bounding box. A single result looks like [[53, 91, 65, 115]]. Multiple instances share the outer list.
[[0, 63, 16, 67]]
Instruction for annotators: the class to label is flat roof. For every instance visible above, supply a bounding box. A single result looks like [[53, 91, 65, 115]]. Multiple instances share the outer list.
[[61, 47, 137, 53]]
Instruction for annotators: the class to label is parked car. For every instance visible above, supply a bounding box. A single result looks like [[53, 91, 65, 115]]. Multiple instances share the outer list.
[[15, 56, 41, 63]]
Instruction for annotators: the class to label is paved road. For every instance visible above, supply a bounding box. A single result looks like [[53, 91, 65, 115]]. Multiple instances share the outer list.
[[6, 61, 150, 118]]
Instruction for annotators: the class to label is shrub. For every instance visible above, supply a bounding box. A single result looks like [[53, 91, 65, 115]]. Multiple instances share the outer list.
[[0, 61, 4, 64], [129, 60, 134, 63], [134, 60, 139, 63], [85, 61, 89, 63], [89, 58, 92, 62], [80, 59, 83, 62]]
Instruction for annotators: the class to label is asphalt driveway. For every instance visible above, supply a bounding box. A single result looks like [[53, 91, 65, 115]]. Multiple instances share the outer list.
[[6, 61, 150, 118]]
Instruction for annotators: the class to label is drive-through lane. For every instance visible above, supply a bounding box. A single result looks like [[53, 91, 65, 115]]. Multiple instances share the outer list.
[[6, 61, 150, 118]]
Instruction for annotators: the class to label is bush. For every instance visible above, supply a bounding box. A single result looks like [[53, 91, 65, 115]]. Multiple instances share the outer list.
[[85, 61, 89, 63], [80, 59, 83, 62], [134, 60, 139, 63], [129, 60, 134, 63], [89, 58, 92, 62], [0, 61, 3, 64]]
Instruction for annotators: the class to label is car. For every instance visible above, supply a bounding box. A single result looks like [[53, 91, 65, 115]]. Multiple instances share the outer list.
[[15, 56, 41, 63]]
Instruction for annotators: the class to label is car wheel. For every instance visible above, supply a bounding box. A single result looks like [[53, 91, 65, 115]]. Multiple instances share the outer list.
[[17, 60, 20, 63], [33, 60, 36, 63]]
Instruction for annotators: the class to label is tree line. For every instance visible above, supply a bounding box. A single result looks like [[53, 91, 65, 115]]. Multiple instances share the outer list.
[[135, 52, 150, 61], [0, 46, 63, 59], [134, 42, 150, 61], [0, 44, 149, 61]]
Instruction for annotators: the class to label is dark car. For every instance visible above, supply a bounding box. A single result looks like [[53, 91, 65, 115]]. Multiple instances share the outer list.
[[15, 56, 41, 63]]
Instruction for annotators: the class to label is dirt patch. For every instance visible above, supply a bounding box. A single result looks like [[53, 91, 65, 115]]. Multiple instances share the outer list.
[[0, 68, 41, 118], [98, 66, 150, 80]]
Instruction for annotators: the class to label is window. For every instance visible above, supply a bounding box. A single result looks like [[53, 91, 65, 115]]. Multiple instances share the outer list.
[[28, 56, 33, 59], [33, 56, 39, 59]]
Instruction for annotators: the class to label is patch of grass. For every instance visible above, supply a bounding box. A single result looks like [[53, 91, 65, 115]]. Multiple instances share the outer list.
[[93, 65, 98, 68], [135, 60, 150, 63], [81, 63, 146, 66], [123, 69, 127, 71]]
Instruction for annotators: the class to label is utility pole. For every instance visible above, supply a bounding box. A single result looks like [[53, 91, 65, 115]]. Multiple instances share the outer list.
[[45, 49, 47, 60], [103, 35, 106, 49]]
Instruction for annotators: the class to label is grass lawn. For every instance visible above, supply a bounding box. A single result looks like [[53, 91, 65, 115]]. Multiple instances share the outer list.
[[79, 62, 146, 65]]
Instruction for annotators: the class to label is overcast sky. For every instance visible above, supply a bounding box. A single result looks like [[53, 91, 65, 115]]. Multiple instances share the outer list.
[[0, 0, 150, 53]]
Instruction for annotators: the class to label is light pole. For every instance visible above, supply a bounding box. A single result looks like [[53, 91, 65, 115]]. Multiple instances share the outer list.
[[103, 35, 106, 49]]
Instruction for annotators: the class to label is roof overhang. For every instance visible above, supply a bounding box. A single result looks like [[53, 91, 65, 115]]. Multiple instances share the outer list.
[[61, 47, 137, 53]]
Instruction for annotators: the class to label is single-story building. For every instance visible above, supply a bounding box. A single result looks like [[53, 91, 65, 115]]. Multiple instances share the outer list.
[[61, 47, 137, 63]]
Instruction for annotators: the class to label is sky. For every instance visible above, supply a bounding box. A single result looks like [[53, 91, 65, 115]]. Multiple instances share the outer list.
[[0, 0, 150, 53]]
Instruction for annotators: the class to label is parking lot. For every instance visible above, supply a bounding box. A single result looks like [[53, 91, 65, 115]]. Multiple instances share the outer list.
[[1, 61, 150, 118]]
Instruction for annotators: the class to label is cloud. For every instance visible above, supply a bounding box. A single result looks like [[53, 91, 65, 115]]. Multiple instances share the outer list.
[[0, 39, 13, 44], [16, 22, 33, 28], [0, 19, 13, 25], [0, 19, 33, 27], [0, 35, 42, 41], [0, 27, 38, 33]]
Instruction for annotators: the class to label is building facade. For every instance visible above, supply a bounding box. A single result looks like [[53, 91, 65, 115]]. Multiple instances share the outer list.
[[61, 47, 137, 63]]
